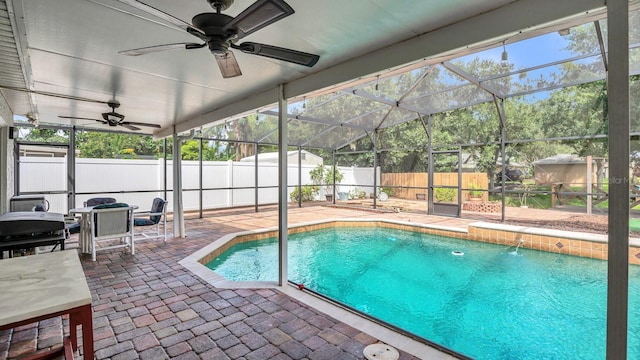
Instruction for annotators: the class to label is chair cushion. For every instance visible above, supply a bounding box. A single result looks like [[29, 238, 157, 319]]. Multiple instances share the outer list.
[[134, 218, 155, 226], [86, 197, 117, 207], [149, 198, 166, 224], [66, 222, 81, 234], [93, 202, 129, 209]]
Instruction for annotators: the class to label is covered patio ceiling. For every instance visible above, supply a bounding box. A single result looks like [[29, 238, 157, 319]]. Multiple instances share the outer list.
[[0, 0, 616, 143]]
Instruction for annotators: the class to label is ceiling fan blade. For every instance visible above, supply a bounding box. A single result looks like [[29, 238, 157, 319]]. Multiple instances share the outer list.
[[113, 0, 206, 40], [58, 116, 102, 122], [121, 124, 142, 131], [223, 0, 294, 39], [122, 121, 161, 128], [215, 52, 242, 78], [233, 42, 319, 67], [119, 43, 205, 56]]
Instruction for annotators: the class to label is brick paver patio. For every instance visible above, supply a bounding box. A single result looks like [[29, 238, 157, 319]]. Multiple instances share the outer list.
[[0, 202, 604, 360], [2, 205, 468, 360]]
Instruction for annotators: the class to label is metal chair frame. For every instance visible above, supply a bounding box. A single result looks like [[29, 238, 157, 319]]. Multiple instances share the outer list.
[[89, 205, 134, 261]]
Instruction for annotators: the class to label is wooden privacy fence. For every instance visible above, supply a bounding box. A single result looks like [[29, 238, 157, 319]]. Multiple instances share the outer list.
[[381, 172, 489, 201]]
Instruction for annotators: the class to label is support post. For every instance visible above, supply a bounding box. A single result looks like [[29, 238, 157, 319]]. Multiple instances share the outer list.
[[606, 1, 629, 358], [373, 130, 378, 209], [417, 113, 430, 213], [163, 138, 167, 202], [298, 146, 302, 208], [255, 142, 259, 212], [493, 97, 507, 223], [199, 138, 203, 218], [68, 127, 76, 211], [13, 140, 19, 196], [331, 151, 336, 204], [172, 132, 185, 238], [278, 84, 288, 286], [428, 115, 434, 214], [457, 146, 462, 217], [587, 155, 593, 216]]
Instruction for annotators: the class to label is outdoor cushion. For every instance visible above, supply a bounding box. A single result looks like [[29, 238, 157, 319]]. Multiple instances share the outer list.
[[86, 197, 117, 207], [66, 222, 81, 234], [149, 198, 165, 223], [92, 202, 130, 210], [134, 198, 166, 225], [134, 218, 155, 226]]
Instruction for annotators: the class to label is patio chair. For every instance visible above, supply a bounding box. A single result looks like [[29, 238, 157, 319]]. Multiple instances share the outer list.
[[89, 203, 134, 261], [85, 197, 117, 207], [134, 198, 168, 242]]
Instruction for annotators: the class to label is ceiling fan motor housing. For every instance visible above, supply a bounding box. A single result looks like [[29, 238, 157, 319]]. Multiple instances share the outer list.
[[192, 13, 235, 55]]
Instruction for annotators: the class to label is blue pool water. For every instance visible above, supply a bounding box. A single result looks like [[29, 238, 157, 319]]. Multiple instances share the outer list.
[[206, 226, 640, 359]]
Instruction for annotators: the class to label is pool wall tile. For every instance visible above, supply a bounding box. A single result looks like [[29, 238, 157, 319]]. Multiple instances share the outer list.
[[468, 222, 640, 263], [195, 220, 640, 275]]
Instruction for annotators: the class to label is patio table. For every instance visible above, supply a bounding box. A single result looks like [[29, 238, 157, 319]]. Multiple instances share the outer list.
[[0, 250, 93, 359]]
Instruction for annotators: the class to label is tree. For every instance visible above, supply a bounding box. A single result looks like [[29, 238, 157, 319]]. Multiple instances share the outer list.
[[22, 128, 69, 143], [75, 131, 162, 159], [180, 139, 220, 160]]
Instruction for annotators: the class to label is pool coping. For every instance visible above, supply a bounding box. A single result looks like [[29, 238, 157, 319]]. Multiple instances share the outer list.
[[179, 218, 464, 360]]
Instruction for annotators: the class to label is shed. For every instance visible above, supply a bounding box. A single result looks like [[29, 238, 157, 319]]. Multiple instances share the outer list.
[[533, 154, 598, 186]]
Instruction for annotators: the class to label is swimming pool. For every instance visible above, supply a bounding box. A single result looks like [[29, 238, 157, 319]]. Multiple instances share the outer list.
[[205, 226, 640, 359]]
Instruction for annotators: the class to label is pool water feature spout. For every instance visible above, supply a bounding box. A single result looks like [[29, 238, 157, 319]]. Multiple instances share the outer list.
[[509, 239, 525, 255]]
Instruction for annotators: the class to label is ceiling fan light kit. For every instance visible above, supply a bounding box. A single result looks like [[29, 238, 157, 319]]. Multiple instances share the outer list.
[[118, 0, 320, 78]]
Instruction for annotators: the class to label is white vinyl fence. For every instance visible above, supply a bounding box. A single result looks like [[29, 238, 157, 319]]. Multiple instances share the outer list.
[[18, 157, 377, 214]]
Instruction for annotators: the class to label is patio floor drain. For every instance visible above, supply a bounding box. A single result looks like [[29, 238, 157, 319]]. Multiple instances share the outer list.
[[363, 343, 399, 360]]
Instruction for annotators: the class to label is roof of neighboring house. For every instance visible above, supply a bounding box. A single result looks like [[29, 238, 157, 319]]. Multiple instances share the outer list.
[[19, 145, 80, 157], [240, 150, 323, 165]]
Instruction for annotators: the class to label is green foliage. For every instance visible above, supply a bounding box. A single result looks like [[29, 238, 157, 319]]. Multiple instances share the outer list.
[[21, 128, 69, 143], [205, 114, 279, 161], [309, 164, 325, 185], [468, 183, 483, 197], [309, 164, 343, 187], [434, 188, 456, 203], [349, 187, 367, 199], [74, 131, 163, 159], [119, 148, 137, 159], [325, 166, 343, 185], [290, 185, 318, 202], [180, 139, 222, 160]]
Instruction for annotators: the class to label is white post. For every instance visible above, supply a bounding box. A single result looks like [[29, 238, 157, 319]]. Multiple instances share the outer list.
[[227, 160, 233, 207], [278, 84, 288, 286], [172, 133, 185, 238]]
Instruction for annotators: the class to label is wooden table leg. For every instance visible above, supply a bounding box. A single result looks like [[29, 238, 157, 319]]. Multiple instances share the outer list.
[[81, 304, 94, 359], [69, 304, 93, 359]]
